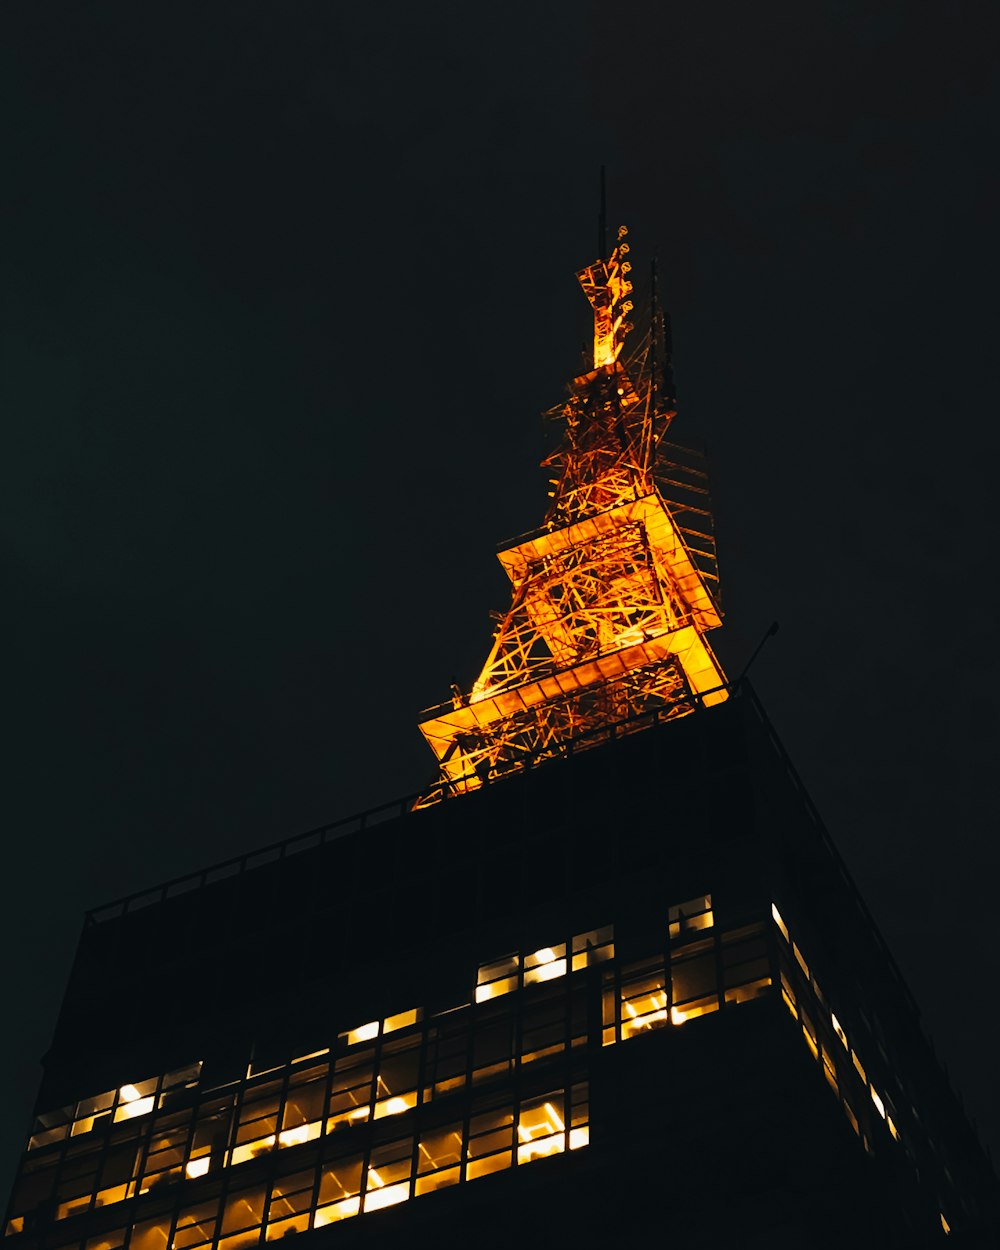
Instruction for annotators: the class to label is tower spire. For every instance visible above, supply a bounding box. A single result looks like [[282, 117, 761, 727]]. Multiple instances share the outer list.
[[417, 228, 727, 799]]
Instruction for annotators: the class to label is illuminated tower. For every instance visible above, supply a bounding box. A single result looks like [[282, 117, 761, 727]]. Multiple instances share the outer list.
[[5, 229, 999, 1250], [418, 226, 726, 796]]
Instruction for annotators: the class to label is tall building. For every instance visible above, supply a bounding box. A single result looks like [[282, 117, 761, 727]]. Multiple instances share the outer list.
[[5, 228, 997, 1249]]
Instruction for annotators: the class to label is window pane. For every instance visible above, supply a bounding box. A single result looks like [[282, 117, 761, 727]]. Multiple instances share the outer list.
[[417, 1124, 462, 1175], [221, 1186, 266, 1235], [318, 1156, 363, 1205], [173, 1200, 219, 1250], [367, 1138, 413, 1190], [668, 894, 713, 938], [524, 946, 567, 985], [671, 954, 717, 1004], [129, 1216, 170, 1250], [518, 1093, 565, 1163]]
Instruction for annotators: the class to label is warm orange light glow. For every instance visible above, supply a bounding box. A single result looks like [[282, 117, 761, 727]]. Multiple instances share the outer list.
[[475, 977, 517, 1003], [113, 1096, 154, 1123], [344, 1022, 378, 1046], [364, 1183, 409, 1212], [383, 1009, 420, 1034], [278, 1123, 321, 1148], [417, 229, 726, 799], [313, 1198, 360, 1226], [374, 1094, 417, 1119]]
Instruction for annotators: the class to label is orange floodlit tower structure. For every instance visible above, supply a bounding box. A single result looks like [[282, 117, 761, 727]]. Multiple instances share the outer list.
[[418, 227, 728, 794]]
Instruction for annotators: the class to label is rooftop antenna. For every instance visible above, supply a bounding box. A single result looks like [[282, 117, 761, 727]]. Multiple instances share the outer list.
[[737, 621, 780, 685], [598, 166, 607, 261]]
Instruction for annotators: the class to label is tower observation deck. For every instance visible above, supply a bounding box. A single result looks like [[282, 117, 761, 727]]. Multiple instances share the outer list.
[[417, 227, 727, 796]]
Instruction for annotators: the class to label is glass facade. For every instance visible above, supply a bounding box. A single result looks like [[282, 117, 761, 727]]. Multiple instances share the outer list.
[[6, 898, 781, 1248], [772, 902, 958, 1233]]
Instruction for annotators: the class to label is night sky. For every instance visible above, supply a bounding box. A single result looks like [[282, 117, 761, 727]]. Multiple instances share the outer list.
[[3, 0, 998, 1190]]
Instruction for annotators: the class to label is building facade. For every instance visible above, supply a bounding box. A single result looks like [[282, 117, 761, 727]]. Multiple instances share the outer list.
[[6, 231, 998, 1247]]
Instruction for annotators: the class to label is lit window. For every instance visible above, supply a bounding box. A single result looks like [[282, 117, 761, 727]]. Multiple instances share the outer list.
[[129, 1214, 170, 1250], [28, 1105, 72, 1151], [569, 1082, 590, 1150], [138, 1109, 193, 1192], [383, 1008, 421, 1035], [517, 1094, 565, 1164], [821, 1046, 838, 1094], [601, 971, 617, 1046], [722, 927, 771, 1005], [172, 1199, 219, 1250], [113, 1095, 155, 1124], [278, 1067, 325, 1148], [619, 961, 668, 1038], [316, 1153, 363, 1223], [364, 1182, 409, 1212], [220, 1183, 266, 1250], [476, 955, 519, 1002], [571, 925, 614, 970], [831, 1013, 848, 1049], [188, 1097, 232, 1181], [71, 1089, 115, 1137], [466, 1105, 514, 1179], [940, 1212, 951, 1235], [374, 1038, 421, 1119], [365, 1137, 412, 1209], [416, 1122, 462, 1195], [671, 945, 718, 1024], [771, 902, 789, 942], [870, 1087, 886, 1119], [801, 1012, 819, 1061], [524, 944, 567, 986], [86, 1230, 126, 1250], [852, 1051, 867, 1085], [792, 943, 809, 978], [669, 894, 713, 939], [95, 1140, 140, 1209], [313, 1197, 360, 1226], [327, 1052, 374, 1130], [290, 1048, 329, 1066], [231, 1082, 281, 1166], [340, 1021, 379, 1047], [265, 1169, 314, 1240]]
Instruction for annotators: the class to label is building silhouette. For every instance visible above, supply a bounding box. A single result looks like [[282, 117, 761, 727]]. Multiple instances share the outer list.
[[5, 228, 998, 1248]]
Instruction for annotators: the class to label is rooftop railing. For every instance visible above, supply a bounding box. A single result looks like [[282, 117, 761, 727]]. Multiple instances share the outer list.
[[84, 688, 729, 926]]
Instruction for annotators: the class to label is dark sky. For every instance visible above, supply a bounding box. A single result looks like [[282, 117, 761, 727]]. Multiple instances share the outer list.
[[3, 0, 998, 1190]]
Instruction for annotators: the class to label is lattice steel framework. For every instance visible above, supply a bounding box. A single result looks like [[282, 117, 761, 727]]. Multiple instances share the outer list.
[[418, 227, 727, 797]]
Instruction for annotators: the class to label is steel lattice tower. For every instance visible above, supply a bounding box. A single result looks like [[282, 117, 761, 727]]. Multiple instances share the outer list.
[[418, 228, 728, 797]]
